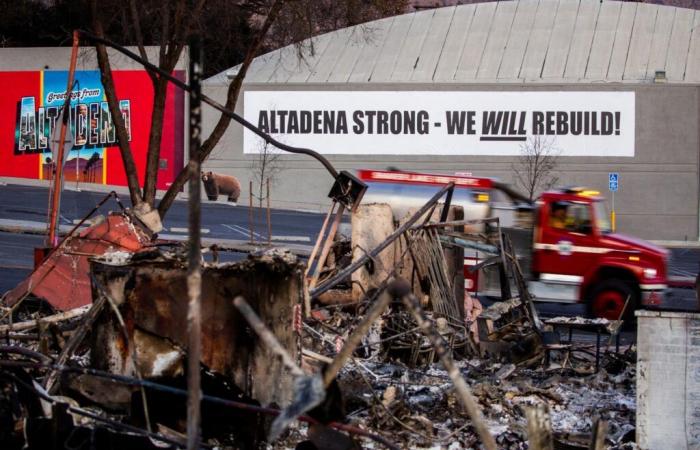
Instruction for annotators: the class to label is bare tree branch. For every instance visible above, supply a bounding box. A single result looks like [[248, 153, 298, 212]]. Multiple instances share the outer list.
[[142, 0, 204, 206], [157, 0, 284, 218], [512, 136, 561, 201], [251, 140, 284, 208], [159, 1, 170, 67], [128, 0, 155, 83], [89, 0, 143, 206]]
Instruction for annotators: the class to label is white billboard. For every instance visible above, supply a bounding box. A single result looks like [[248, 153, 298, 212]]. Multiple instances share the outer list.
[[243, 91, 635, 157]]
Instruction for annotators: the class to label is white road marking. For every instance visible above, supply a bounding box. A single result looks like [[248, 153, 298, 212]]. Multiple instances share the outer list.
[[271, 235, 311, 242], [169, 227, 210, 234], [221, 223, 265, 239]]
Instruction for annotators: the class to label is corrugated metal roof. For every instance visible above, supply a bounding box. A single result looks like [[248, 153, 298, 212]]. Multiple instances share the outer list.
[[205, 0, 700, 85]]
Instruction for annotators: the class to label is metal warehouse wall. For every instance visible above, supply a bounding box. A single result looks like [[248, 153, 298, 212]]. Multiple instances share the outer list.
[[201, 82, 700, 241]]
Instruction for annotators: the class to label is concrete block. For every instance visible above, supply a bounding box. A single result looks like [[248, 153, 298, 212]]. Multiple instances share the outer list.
[[637, 310, 700, 449]]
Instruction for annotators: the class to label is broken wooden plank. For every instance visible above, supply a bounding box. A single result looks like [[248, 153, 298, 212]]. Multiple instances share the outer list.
[[589, 418, 608, 450], [0, 305, 90, 333], [526, 403, 554, 450]]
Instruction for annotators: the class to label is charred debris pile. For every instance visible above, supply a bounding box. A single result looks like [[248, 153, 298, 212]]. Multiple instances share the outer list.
[[0, 190, 637, 450]]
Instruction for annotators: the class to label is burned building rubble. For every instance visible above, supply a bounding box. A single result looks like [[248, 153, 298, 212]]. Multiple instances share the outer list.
[[0, 185, 638, 450]]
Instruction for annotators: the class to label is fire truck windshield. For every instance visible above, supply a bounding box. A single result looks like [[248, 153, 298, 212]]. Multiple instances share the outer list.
[[593, 201, 612, 233]]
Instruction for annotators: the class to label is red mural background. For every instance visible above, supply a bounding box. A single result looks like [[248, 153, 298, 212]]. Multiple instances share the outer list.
[[0, 70, 185, 191]]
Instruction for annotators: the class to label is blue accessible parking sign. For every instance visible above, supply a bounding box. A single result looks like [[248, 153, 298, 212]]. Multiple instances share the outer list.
[[609, 172, 619, 192]]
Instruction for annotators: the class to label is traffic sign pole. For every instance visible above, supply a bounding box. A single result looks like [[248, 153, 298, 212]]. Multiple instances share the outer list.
[[608, 172, 619, 232], [612, 191, 615, 232]]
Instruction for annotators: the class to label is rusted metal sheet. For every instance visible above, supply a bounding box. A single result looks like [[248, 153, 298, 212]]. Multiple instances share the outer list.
[[90, 249, 304, 407], [2, 214, 150, 311]]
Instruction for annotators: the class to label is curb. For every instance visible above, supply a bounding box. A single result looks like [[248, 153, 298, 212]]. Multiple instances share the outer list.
[[0, 178, 326, 214], [0, 219, 313, 256], [0, 219, 79, 236], [650, 240, 700, 249]]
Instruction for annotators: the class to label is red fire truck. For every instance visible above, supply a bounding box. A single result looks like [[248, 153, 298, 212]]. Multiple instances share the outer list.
[[357, 169, 669, 320]]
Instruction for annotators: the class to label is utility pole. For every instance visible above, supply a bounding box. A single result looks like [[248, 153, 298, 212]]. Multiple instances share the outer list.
[[186, 35, 203, 450]]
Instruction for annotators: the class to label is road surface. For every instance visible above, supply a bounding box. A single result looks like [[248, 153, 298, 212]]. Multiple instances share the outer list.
[[0, 183, 697, 315]]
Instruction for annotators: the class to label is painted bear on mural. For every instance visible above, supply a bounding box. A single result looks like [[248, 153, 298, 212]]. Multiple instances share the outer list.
[[201, 171, 241, 203]]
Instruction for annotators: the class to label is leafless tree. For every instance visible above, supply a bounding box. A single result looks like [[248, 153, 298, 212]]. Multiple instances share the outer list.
[[511, 136, 561, 202], [250, 140, 284, 208], [86, 0, 407, 220]]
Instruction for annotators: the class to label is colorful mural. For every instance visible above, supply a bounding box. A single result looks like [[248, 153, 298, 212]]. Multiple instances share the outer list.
[[1, 70, 185, 190]]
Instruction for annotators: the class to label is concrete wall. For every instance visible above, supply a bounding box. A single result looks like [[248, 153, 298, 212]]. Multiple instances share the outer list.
[[637, 310, 700, 450], [201, 82, 700, 240]]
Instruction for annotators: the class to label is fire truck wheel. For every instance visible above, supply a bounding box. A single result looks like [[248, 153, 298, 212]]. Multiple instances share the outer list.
[[590, 280, 636, 321]]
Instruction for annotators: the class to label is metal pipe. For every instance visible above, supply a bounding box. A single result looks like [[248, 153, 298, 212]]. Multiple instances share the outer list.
[[47, 31, 80, 247], [266, 178, 271, 246], [492, 180, 532, 205], [249, 180, 254, 244]]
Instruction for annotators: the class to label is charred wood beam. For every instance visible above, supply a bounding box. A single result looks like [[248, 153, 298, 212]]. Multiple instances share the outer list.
[[308, 203, 345, 290], [0, 305, 90, 333], [589, 418, 608, 450], [305, 202, 336, 279], [526, 404, 554, 450]]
